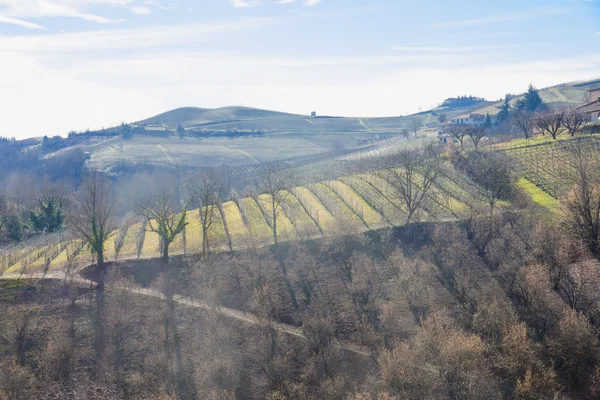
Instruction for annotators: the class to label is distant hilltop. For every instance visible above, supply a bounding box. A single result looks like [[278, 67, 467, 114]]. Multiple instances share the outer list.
[[442, 96, 486, 107]]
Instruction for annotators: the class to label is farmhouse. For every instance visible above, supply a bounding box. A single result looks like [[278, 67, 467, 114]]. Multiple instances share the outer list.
[[438, 133, 452, 144], [577, 88, 600, 122], [450, 113, 496, 126]]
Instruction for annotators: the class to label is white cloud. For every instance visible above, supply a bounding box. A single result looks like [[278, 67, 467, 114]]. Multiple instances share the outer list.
[[231, 0, 321, 7], [391, 44, 524, 53], [0, 0, 130, 24], [0, 17, 273, 52], [231, 0, 260, 7], [436, 7, 569, 28], [0, 14, 45, 29], [130, 5, 150, 14]]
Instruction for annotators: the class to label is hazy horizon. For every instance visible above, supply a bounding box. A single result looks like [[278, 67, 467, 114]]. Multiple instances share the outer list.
[[1, 0, 599, 138]]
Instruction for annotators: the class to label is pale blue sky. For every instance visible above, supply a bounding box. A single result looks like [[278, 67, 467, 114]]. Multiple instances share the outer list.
[[0, 0, 599, 138]]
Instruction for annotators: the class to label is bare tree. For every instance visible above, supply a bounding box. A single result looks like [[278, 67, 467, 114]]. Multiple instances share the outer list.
[[383, 144, 444, 224], [189, 168, 228, 255], [409, 116, 424, 138], [69, 173, 116, 291], [562, 143, 600, 257], [563, 107, 588, 137], [534, 109, 565, 140], [449, 125, 468, 148], [0, 195, 7, 236], [513, 109, 533, 139], [136, 191, 190, 267], [255, 163, 295, 245], [466, 125, 487, 150], [464, 151, 514, 213]]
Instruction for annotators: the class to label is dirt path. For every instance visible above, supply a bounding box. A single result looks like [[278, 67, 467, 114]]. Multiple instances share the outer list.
[[156, 144, 176, 165], [358, 117, 372, 132], [0, 271, 371, 357]]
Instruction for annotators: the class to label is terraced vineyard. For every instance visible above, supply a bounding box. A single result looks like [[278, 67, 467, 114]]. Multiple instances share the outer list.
[[1, 166, 484, 275], [496, 135, 600, 198]]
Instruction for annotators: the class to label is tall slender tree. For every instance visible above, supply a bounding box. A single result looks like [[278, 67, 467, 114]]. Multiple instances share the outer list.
[[256, 163, 295, 245], [189, 169, 228, 255], [69, 173, 116, 291]]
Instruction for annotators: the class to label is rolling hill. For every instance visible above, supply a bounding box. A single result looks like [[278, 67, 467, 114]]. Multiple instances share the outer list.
[[467, 78, 600, 116], [134, 78, 599, 134], [138, 106, 302, 130]]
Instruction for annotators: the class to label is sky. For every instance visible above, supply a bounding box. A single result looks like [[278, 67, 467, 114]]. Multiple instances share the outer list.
[[0, 0, 599, 139]]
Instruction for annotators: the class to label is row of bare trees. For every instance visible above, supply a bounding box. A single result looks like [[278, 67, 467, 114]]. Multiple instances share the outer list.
[[449, 125, 488, 150], [513, 106, 588, 140], [67, 164, 299, 282]]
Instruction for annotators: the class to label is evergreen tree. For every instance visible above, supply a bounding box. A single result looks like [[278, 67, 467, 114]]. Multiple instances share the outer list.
[[483, 113, 493, 129], [517, 84, 543, 111], [498, 95, 511, 121], [29, 196, 65, 233], [177, 124, 186, 138]]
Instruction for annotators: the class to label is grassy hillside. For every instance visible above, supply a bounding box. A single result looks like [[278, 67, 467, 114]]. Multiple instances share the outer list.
[[472, 78, 598, 116], [139, 106, 301, 130]]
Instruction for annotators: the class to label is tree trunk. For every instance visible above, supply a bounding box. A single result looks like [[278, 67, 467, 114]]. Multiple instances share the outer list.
[[201, 225, 209, 255], [272, 201, 278, 245], [94, 289, 106, 376], [97, 248, 106, 292], [162, 242, 170, 273], [170, 298, 188, 399]]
